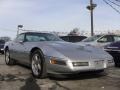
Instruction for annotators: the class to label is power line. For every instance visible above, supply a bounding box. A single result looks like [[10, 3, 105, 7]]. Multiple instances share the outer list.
[[103, 0, 120, 14], [107, 0, 120, 7], [115, 0, 120, 3]]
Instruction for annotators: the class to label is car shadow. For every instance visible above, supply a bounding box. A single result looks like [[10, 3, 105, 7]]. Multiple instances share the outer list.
[[16, 63, 106, 81], [48, 71, 106, 81]]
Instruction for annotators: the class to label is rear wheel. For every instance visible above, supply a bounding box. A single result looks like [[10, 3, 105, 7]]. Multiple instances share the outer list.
[[114, 57, 120, 67], [115, 62, 120, 67], [1, 51, 4, 54], [31, 50, 47, 78], [5, 49, 15, 65]]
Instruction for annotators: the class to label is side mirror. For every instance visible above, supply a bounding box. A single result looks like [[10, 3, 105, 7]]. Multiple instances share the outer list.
[[97, 40, 105, 43], [19, 40, 24, 44]]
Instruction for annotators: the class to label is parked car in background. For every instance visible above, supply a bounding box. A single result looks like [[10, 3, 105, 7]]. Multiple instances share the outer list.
[[104, 41, 120, 67], [4, 32, 114, 78], [0, 36, 11, 54], [0, 40, 5, 54], [80, 34, 120, 47], [60, 35, 87, 43]]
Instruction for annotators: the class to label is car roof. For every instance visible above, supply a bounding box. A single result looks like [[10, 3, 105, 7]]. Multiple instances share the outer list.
[[20, 31, 53, 35], [60, 35, 87, 37], [95, 34, 120, 36]]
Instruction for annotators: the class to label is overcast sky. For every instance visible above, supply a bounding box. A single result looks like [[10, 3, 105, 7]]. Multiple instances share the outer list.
[[0, 0, 120, 38]]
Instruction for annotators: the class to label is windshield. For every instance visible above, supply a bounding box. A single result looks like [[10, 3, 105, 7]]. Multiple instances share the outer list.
[[82, 35, 102, 42], [25, 33, 63, 42]]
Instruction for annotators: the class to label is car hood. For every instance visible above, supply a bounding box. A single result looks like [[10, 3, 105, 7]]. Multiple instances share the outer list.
[[78, 41, 110, 48], [45, 41, 112, 61]]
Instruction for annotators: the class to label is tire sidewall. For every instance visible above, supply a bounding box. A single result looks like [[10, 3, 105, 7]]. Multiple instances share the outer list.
[[5, 49, 10, 65], [31, 50, 46, 78]]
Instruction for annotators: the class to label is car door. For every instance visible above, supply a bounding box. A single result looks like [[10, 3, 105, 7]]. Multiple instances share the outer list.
[[11, 33, 28, 62], [96, 35, 114, 47]]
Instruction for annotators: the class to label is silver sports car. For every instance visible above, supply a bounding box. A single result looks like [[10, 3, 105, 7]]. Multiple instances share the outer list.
[[4, 32, 114, 78]]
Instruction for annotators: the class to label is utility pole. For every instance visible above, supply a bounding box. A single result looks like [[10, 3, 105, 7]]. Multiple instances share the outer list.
[[87, 0, 97, 36]]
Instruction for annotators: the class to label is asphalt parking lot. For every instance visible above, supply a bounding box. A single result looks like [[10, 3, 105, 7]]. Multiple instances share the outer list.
[[0, 54, 120, 90]]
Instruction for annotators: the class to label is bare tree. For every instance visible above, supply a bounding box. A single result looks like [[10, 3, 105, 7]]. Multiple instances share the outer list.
[[68, 28, 80, 36]]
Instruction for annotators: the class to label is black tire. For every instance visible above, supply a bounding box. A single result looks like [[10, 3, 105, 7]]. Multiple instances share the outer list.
[[115, 62, 120, 67], [1, 52, 4, 54], [31, 50, 47, 78], [0, 51, 4, 54], [114, 58, 120, 67], [5, 49, 15, 65]]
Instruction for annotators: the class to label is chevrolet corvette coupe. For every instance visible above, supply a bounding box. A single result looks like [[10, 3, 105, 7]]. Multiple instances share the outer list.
[[4, 32, 114, 78]]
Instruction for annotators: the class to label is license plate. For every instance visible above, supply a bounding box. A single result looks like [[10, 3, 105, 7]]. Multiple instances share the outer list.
[[94, 61, 104, 69]]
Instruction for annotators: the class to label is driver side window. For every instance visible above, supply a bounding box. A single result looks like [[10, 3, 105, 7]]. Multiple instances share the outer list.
[[25, 34, 46, 42]]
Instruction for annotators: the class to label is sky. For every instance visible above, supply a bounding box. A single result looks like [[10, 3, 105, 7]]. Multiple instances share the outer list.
[[0, 0, 120, 38]]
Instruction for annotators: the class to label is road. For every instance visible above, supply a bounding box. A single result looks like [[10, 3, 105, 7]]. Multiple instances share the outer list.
[[0, 54, 120, 90]]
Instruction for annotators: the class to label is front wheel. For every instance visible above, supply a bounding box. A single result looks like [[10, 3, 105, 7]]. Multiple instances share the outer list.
[[5, 49, 15, 65], [31, 50, 47, 78]]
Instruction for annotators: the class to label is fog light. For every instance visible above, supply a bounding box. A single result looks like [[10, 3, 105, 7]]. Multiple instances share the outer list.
[[72, 62, 88, 67]]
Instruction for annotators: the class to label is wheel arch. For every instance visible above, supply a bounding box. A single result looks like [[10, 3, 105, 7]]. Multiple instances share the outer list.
[[4, 46, 9, 51], [29, 47, 45, 61]]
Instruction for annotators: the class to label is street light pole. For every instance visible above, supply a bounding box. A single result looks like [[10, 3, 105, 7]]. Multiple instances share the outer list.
[[17, 25, 23, 36], [90, 0, 94, 36], [87, 0, 97, 36], [17, 26, 19, 36]]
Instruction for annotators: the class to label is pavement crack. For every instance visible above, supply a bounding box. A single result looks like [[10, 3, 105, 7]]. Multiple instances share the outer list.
[[0, 74, 25, 81], [49, 81, 70, 90]]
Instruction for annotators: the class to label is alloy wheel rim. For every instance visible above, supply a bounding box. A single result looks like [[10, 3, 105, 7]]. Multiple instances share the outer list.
[[32, 54, 41, 76]]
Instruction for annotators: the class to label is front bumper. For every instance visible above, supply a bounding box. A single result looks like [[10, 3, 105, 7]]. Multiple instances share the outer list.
[[47, 59, 114, 74]]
